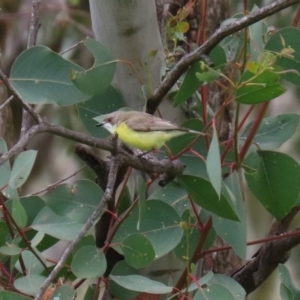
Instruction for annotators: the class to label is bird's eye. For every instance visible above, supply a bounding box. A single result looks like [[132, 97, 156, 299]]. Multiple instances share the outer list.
[[106, 117, 112, 123]]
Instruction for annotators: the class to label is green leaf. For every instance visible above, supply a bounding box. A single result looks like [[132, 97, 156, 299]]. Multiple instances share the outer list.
[[219, 17, 245, 61], [42, 180, 103, 223], [9, 150, 37, 188], [71, 246, 107, 278], [5, 196, 46, 227], [179, 153, 208, 178], [109, 275, 172, 294], [10, 46, 90, 105], [50, 285, 76, 300], [0, 221, 10, 247], [0, 244, 22, 256], [77, 85, 124, 139], [176, 21, 189, 33], [113, 200, 183, 258], [194, 274, 246, 300], [194, 283, 236, 300], [248, 5, 266, 62], [14, 274, 47, 296], [0, 138, 18, 199], [244, 151, 300, 220], [19, 196, 45, 226], [177, 175, 239, 221], [166, 119, 205, 156], [15, 250, 46, 275], [12, 199, 27, 228], [137, 176, 146, 231], [206, 125, 222, 197], [109, 261, 139, 300], [30, 231, 45, 247], [213, 173, 246, 260], [185, 271, 214, 293], [236, 67, 286, 104], [117, 186, 133, 216], [278, 264, 300, 299], [149, 181, 190, 216], [265, 27, 300, 85], [174, 46, 226, 106], [122, 234, 155, 268], [32, 206, 84, 240], [34, 233, 58, 253], [0, 291, 32, 300], [71, 38, 116, 95], [241, 114, 299, 150], [196, 68, 220, 82], [281, 285, 294, 300], [72, 235, 95, 255]]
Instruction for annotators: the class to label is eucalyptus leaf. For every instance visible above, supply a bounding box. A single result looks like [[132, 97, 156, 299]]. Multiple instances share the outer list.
[[14, 274, 47, 296], [278, 264, 300, 299], [77, 85, 124, 139], [72, 38, 116, 95], [32, 206, 84, 241], [241, 114, 299, 150], [178, 175, 239, 221], [113, 200, 183, 258], [0, 291, 32, 300], [9, 150, 37, 189], [12, 198, 27, 228], [122, 234, 155, 268], [206, 125, 222, 197], [265, 27, 300, 85], [71, 246, 107, 278], [244, 151, 300, 220], [42, 180, 103, 223], [110, 275, 172, 294], [10, 46, 90, 105], [50, 285, 76, 300]]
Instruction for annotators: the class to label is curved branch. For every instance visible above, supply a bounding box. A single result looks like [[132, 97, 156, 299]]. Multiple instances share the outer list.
[[233, 206, 300, 294], [147, 0, 300, 113], [233, 229, 300, 294], [0, 122, 185, 177]]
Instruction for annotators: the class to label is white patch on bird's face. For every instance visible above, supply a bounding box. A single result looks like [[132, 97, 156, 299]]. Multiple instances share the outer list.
[[102, 122, 116, 133]]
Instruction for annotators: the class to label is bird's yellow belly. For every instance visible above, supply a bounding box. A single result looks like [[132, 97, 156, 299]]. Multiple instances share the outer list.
[[114, 122, 183, 150]]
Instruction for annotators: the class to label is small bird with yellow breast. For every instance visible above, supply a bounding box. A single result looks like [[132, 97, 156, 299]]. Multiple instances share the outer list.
[[96, 110, 205, 151]]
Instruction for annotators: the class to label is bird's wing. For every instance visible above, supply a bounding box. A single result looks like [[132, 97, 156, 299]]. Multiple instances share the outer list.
[[127, 114, 186, 132]]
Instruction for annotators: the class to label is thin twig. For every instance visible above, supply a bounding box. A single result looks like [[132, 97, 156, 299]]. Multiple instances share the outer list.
[[27, 0, 41, 48], [0, 122, 185, 179], [34, 154, 122, 300], [147, 0, 300, 113], [29, 165, 87, 196], [0, 95, 14, 112], [59, 39, 87, 56]]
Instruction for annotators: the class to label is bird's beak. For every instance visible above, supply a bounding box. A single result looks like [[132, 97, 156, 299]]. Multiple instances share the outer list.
[[96, 122, 105, 127]]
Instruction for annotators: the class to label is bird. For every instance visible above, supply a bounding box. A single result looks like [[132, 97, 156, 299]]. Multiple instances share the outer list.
[[96, 110, 205, 151]]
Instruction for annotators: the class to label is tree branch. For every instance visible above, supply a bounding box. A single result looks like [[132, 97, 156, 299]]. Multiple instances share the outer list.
[[233, 206, 300, 294], [147, 0, 300, 114], [27, 0, 41, 48], [34, 152, 122, 300], [0, 122, 185, 178], [233, 229, 300, 294]]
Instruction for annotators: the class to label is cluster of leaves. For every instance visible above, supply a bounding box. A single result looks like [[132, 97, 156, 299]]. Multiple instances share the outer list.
[[2, 5, 300, 300]]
